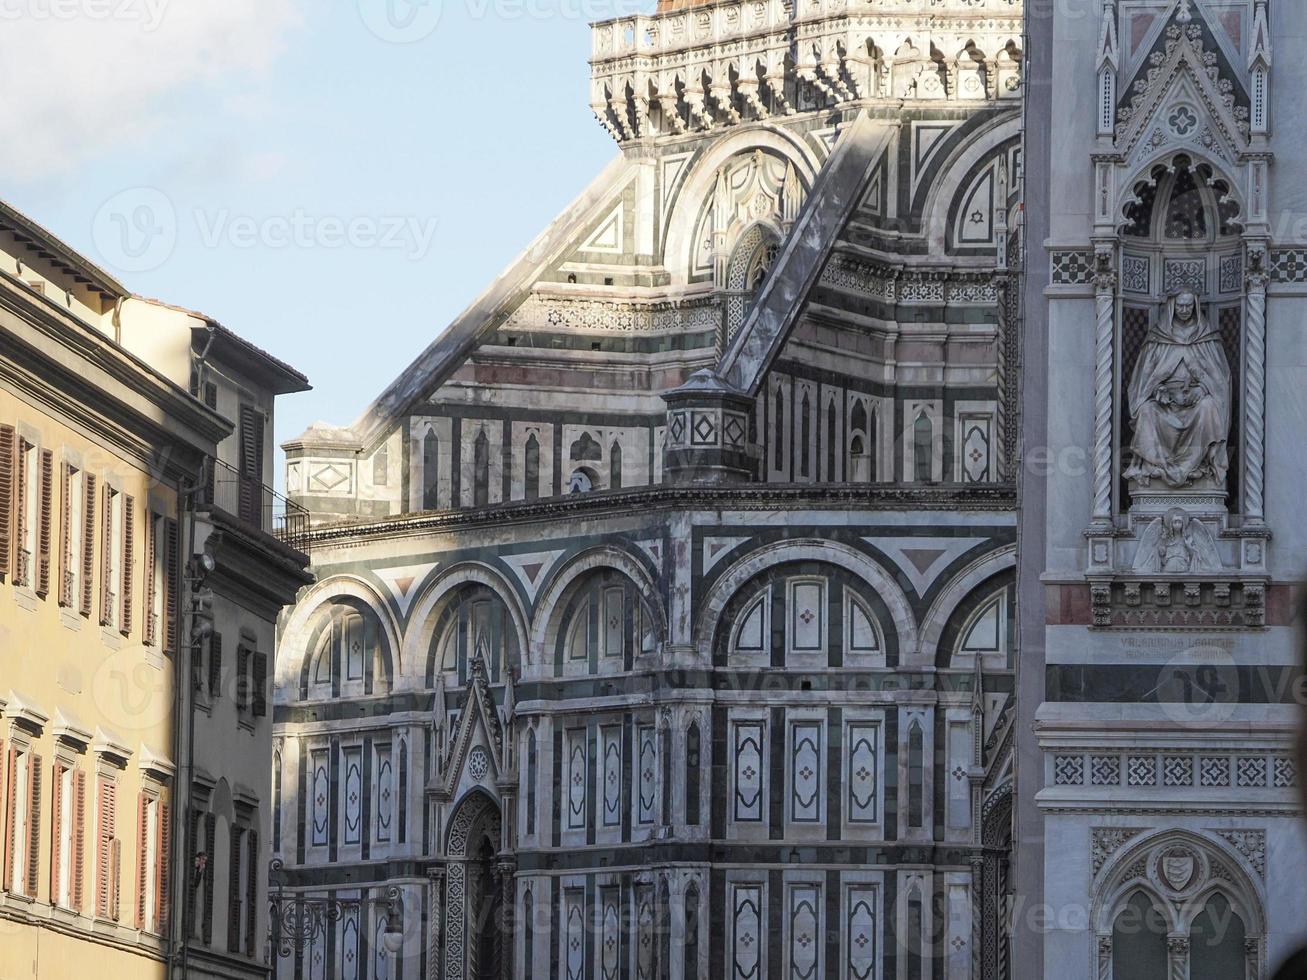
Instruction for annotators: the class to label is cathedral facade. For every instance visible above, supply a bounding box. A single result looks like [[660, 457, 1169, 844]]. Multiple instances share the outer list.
[[273, 1, 1023, 977], [1019, 0, 1307, 978]]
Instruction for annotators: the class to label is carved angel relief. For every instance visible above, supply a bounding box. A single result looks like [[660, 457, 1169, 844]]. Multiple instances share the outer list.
[[1132, 507, 1221, 574]]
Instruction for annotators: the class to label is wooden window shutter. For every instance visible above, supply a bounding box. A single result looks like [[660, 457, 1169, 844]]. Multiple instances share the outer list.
[[155, 797, 170, 934], [238, 406, 265, 526], [25, 755, 41, 897], [143, 515, 156, 646], [236, 645, 250, 712], [14, 438, 28, 584], [134, 793, 148, 928], [165, 519, 179, 654], [37, 449, 52, 596], [252, 652, 268, 717], [2, 746, 14, 891], [110, 837, 122, 920], [58, 464, 72, 606], [202, 814, 215, 944], [244, 829, 257, 957], [208, 633, 223, 699], [0, 424, 14, 578], [187, 809, 201, 933], [49, 762, 62, 899], [94, 778, 108, 916], [72, 771, 86, 912], [80, 474, 95, 616], [120, 496, 134, 635], [227, 826, 243, 952], [99, 488, 112, 626]]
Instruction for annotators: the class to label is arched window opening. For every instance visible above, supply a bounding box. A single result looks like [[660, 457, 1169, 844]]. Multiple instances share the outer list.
[[913, 412, 933, 482], [422, 429, 439, 509], [526, 729, 538, 836], [684, 883, 701, 978], [685, 721, 701, 826], [523, 889, 535, 976], [773, 387, 785, 468], [427, 586, 520, 688], [473, 429, 490, 507], [867, 407, 879, 481], [799, 392, 812, 478], [305, 602, 392, 699], [907, 720, 924, 829], [826, 398, 838, 480], [1190, 893, 1246, 980], [610, 440, 623, 490], [1111, 892, 1168, 980], [523, 434, 540, 501]]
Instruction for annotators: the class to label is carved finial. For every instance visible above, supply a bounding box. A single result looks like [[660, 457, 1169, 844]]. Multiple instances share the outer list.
[[1176, 0, 1192, 23]]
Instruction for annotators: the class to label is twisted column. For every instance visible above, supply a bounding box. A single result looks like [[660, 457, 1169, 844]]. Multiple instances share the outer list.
[[1092, 248, 1117, 524], [1244, 249, 1268, 521], [1168, 937, 1189, 980], [1097, 936, 1112, 980]]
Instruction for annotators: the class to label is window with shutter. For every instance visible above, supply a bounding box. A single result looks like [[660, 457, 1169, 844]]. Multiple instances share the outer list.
[[156, 798, 170, 934], [135, 793, 149, 929], [165, 519, 179, 653], [100, 487, 114, 626], [236, 646, 250, 713], [95, 775, 117, 919], [0, 424, 14, 578], [143, 513, 156, 646], [253, 652, 267, 717], [3, 747, 16, 892], [49, 761, 63, 902], [25, 755, 41, 897], [227, 825, 244, 952], [14, 439, 32, 586], [245, 829, 257, 957], [37, 448, 52, 596], [121, 495, 134, 635], [238, 406, 265, 526], [202, 814, 215, 944], [188, 809, 202, 938], [58, 464, 74, 607], [208, 633, 223, 700], [110, 837, 122, 920], [80, 474, 95, 616], [72, 771, 85, 912]]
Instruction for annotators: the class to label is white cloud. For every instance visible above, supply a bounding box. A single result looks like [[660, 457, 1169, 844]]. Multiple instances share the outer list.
[[0, 0, 304, 181]]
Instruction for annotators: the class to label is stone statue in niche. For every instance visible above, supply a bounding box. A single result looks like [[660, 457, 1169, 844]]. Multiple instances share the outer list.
[[1124, 291, 1231, 490], [1132, 507, 1221, 573]]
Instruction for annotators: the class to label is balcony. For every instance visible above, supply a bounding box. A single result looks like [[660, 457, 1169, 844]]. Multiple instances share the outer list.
[[206, 457, 311, 554]]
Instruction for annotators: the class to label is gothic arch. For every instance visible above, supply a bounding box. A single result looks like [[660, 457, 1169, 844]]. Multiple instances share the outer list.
[[917, 544, 1015, 665], [530, 545, 667, 666], [1115, 149, 1246, 234], [1092, 829, 1266, 938], [403, 561, 530, 684], [695, 539, 917, 659], [276, 575, 402, 691], [922, 114, 1021, 253], [661, 127, 819, 283]]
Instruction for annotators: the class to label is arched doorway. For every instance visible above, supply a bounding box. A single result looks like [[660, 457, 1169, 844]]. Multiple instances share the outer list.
[[443, 791, 504, 980]]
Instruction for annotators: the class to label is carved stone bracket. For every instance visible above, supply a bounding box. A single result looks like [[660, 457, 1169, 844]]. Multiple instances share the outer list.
[[1088, 576, 1267, 629]]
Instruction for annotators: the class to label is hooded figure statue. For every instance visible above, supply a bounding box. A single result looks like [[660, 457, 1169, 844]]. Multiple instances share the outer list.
[[1123, 290, 1232, 490]]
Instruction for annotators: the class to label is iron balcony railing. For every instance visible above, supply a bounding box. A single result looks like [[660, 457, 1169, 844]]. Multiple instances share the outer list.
[[206, 456, 311, 553]]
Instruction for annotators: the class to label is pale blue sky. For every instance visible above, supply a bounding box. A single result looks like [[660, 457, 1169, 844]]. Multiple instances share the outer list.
[[4, 0, 634, 470]]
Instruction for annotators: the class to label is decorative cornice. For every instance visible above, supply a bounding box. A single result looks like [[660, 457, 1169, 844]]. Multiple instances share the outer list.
[[299, 483, 1017, 549]]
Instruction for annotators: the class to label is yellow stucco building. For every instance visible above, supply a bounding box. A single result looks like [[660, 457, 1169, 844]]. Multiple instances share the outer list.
[[0, 200, 311, 979]]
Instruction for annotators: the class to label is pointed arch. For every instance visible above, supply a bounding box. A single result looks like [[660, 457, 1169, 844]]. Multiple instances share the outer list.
[[799, 390, 812, 478], [422, 428, 440, 509], [473, 429, 490, 507], [523, 434, 540, 501], [913, 411, 933, 482], [609, 439, 623, 490]]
